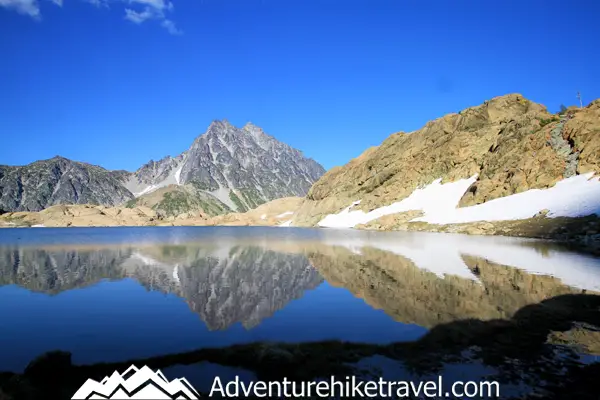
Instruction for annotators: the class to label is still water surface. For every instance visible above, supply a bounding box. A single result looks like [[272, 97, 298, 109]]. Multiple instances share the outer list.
[[1, 227, 599, 397]]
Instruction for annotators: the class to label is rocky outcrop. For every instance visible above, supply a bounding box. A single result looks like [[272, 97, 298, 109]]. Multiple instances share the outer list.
[[292, 95, 600, 227]]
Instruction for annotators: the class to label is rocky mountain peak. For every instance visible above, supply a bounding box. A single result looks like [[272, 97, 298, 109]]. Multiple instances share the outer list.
[[242, 122, 262, 133], [120, 120, 325, 213], [175, 121, 324, 210], [206, 119, 234, 132]]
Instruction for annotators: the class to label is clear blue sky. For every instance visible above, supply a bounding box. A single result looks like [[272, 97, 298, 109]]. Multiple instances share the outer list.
[[1, 0, 599, 172]]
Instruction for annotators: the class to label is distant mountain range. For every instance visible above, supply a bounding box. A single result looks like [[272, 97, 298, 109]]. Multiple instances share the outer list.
[[0, 120, 325, 215]]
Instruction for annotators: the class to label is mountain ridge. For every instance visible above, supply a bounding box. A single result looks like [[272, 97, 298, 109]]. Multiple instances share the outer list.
[[0, 120, 325, 214]]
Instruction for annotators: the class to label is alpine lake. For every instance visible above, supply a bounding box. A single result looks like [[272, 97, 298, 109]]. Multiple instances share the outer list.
[[0, 226, 599, 399]]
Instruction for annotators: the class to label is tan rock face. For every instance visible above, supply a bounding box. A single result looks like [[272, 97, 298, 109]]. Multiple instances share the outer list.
[[293, 94, 600, 227]]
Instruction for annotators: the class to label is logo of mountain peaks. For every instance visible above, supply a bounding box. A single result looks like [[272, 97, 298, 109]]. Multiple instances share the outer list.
[[71, 364, 201, 399]]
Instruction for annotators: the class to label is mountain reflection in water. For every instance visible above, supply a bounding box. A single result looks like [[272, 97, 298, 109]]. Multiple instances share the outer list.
[[0, 227, 599, 399]]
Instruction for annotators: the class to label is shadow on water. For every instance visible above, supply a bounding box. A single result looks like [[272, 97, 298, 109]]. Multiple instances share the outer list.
[[0, 293, 598, 399]]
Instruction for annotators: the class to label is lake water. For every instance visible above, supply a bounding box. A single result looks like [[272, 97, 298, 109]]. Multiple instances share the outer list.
[[1, 227, 599, 398]]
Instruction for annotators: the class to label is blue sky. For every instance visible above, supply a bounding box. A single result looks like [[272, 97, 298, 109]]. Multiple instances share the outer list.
[[1, 0, 599, 172]]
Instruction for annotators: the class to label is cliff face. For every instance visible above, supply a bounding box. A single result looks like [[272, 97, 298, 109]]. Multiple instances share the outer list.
[[292, 94, 600, 227]]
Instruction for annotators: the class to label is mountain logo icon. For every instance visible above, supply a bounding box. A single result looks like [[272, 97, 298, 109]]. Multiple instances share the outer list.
[[71, 364, 201, 399]]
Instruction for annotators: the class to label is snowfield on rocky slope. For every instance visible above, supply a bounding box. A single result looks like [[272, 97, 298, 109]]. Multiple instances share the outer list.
[[276, 211, 294, 218], [318, 172, 600, 228]]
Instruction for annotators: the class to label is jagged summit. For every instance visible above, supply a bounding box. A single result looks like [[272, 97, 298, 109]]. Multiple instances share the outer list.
[[243, 121, 264, 132], [49, 155, 67, 161], [173, 120, 325, 211], [207, 119, 231, 130], [124, 117, 326, 213]]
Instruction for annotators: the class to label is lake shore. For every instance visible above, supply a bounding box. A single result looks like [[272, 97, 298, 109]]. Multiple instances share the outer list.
[[2, 205, 599, 256]]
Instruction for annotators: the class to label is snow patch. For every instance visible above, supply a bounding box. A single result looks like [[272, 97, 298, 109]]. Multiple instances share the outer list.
[[134, 184, 160, 197], [174, 165, 183, 185], [131, 252, 163, 266], [278, 220, 292, 227], [318, 173, 600, 228], [260, 214, 266, 220], [416, 172, 600, 224], [276, 211, 294, 218], [31, 224, 45, 228], [172, 265, 180, 283]]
